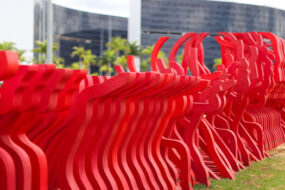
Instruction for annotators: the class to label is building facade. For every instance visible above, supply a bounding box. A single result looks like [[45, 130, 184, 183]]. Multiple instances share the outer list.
[[141, 0, 285, 68], [34, 0, 285, 68], [34, 3, 127, 66]]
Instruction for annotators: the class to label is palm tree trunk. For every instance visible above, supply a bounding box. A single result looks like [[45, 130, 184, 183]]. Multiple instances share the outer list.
[[107, 63, 110, 76], [79, 58, 82, 69]]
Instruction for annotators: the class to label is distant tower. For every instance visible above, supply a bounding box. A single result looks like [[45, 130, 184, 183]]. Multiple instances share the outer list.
[[46, 0, 53, 63], [34, 0, 53, 63], [128, 0, 141, 71]]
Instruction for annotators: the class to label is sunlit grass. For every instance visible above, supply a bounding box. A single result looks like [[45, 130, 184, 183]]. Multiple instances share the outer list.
[[195, 144, 285, 190]]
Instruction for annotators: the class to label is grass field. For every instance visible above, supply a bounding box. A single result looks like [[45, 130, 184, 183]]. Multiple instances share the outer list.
[[194, 144, 285, 190]]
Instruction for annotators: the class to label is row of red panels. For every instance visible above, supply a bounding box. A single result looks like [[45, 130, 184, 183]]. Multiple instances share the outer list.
[[0, 32, 285, 190]]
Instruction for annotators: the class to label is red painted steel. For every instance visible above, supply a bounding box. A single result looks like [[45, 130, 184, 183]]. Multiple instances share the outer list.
[[0, 31, 284, 190]]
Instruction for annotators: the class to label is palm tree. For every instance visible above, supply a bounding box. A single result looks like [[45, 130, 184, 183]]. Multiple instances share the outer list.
[[141, 45, 167, 71], [33, 40, 59, 54], [106, 36, 128, 56], [33, 40, 63, 65], [213, 58, 222, 71], [115, 55, 127, 68], [97, 49, 116, 75], [99, 64, 114, 74], [176, 50, 184, 64], [16, 49, 27, 63], [0, 41, 27, 63], [83, 50, 96, 65], [103, 37, 143, 72], [33, 40, 47, 55], [53, 55, 65, 68], [0, 41, 16, 50], [71, 46, 85, 69], [71, 47, 96, 73], [82, 49, 96, 73], [126, 41, 142, 56], [142, 45, 166, 58]]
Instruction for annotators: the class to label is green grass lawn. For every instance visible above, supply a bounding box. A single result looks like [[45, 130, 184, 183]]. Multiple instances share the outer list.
[[194, 144, 285, 190]]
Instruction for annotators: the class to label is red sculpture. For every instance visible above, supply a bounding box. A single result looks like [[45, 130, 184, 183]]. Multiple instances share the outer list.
[[0, 31, 285, 190]]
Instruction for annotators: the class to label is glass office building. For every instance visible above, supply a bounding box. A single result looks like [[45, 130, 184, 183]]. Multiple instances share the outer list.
[[34, 1, 127, 65], [141, 0, 285, 68], [34, 0, 285, 68]]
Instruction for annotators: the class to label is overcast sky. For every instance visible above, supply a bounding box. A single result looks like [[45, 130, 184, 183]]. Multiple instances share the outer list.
[[53, 0, 130, 17], [52, 0, 285, 17]]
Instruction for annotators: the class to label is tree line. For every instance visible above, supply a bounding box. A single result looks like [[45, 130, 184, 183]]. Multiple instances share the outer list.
[[0, 36, 174, 75], [0, 36, 219, 75]]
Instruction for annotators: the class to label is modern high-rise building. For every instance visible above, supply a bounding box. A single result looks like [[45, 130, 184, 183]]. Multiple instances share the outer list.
[[34, 1, 128, 65], [140, 0, 285, 67]]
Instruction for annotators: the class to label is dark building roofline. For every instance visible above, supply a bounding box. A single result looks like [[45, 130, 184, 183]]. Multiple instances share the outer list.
[[52, 3, 128, 19]]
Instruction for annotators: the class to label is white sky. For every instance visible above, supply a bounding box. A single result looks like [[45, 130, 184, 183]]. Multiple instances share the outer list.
[[52, 0, 285, 17], [53, 0, 130, 17]]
